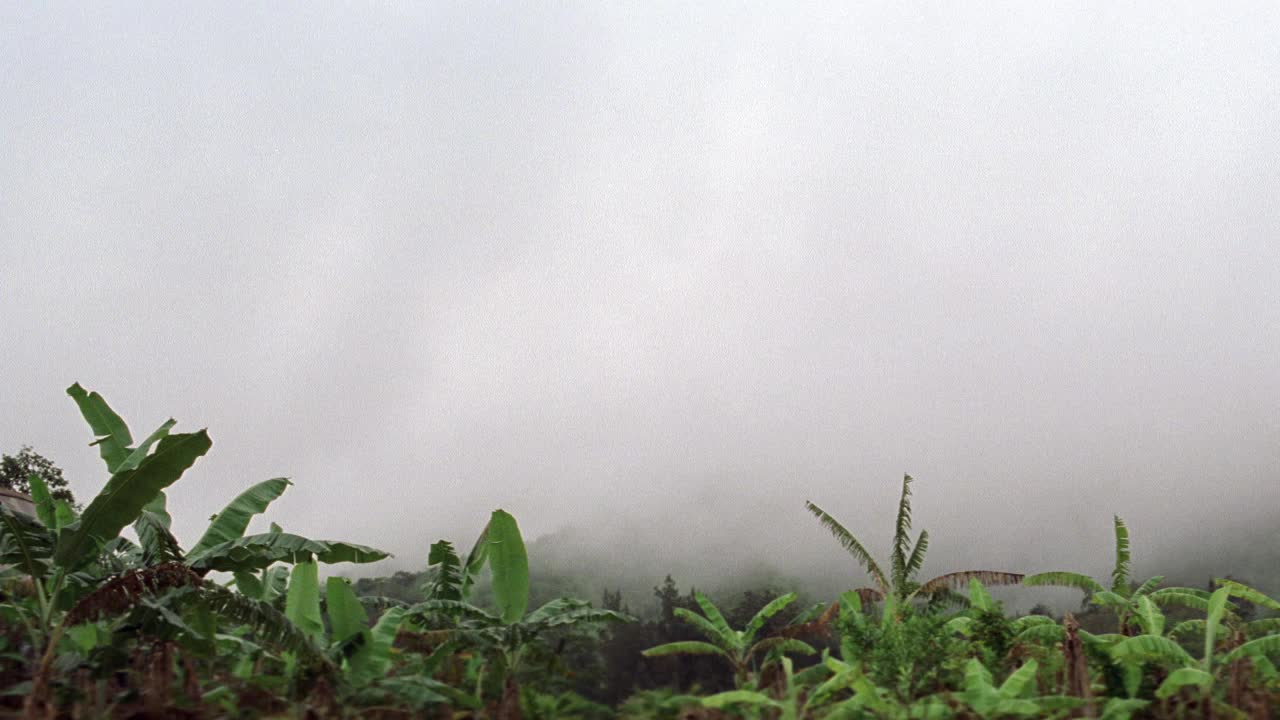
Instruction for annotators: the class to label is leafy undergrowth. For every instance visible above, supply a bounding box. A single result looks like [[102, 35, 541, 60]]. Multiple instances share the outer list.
[[1, 386, 1276, 718]]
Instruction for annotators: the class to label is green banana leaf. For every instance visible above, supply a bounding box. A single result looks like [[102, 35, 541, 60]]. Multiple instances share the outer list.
[[54, 430, 212, 569], [188, 478, 292, 560], [189, 532, 389, 573], [67, 383, 134, 473], [485, 509, 528, 624], [285, 561, 324, 642]]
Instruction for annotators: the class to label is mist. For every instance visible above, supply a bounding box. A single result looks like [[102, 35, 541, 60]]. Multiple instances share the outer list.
[[3, 3, 1278, 602]]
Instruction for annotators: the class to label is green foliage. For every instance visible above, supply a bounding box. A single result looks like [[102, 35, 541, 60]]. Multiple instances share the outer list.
[[807, 474, 1023, 607], [5, 383, 1280, 717], [187, 477, 292, 559], [0, 445, 76, 505]]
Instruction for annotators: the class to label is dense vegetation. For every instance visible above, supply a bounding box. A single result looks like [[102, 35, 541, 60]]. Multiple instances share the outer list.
[[1, 386, 1277, 718]]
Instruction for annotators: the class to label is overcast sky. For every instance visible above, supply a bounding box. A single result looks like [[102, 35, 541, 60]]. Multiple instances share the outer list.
[[2, 3, 1278, 587]]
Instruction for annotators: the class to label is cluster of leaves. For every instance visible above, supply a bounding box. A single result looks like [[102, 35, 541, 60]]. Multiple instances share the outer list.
[[1, 387, 1279, 718], [0, 385, 631, 718]]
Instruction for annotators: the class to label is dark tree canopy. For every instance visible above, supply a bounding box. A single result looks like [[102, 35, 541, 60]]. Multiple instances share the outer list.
[[0, 445, 76, 505]]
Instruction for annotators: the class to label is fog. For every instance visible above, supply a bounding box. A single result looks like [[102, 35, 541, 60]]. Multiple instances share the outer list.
[[3, 3, 1278, 599]]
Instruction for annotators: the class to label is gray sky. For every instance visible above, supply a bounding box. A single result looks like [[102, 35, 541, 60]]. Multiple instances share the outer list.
[[3, 3, 1278, 588]]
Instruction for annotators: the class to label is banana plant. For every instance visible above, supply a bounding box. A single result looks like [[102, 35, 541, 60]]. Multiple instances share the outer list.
[[1127, 580, 1280, 710], [404, 510, 633, 714], [1024, 515, 1215, 634], [806, 474, 1024, 609], [642, 589, 815, 688]]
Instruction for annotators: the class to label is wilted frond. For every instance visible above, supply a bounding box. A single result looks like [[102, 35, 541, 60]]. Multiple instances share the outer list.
[[1111, 516, 1131, 593], [852, 587, 885, 604], [1023, 572, 1104, 595], [919, 571, 1025, 595], [805, 501, 888, 592], [65, 561, 202, 625], [890, 474, 914, 591], [134, 505, 184, 567]]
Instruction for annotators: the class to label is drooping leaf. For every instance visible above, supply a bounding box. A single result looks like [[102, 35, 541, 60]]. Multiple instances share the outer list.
[[1110, 635, 1194, 668], [54, 430, 212, 569], [642, 641, 726, 658], [1222, 634, 1280, 665], [1023, 571, 1105, 595], [66, 383, 134, 473], [701, 691, 780, 709], [1154, 667, 1212, 699], [1218, 579, 1280, 612], [188, 478, 292, 560], [485, 509, 528, 624], [285, 561, 324, 642], [919, 570, 1025, 594], [805, 500, 889, 593], [189, 532, 389, 573], [1016, 623, 1066, 645], [325, 577, 368, 644], [748, 636, 817, 659]]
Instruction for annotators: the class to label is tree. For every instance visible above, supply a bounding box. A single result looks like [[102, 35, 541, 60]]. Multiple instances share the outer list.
[[0, 445, 76, 505]]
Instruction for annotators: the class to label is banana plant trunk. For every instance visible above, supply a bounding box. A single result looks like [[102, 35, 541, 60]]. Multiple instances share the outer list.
[[496, 676, 521, 720], [1062, 613, 1094, 718]]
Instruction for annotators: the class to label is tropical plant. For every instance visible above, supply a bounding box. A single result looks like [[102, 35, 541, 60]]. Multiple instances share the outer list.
[[642, 589, 814, 688], [806, 474, 1024, 607], [405, 510, 634, 715], [1023, 515, 1215, 635]]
